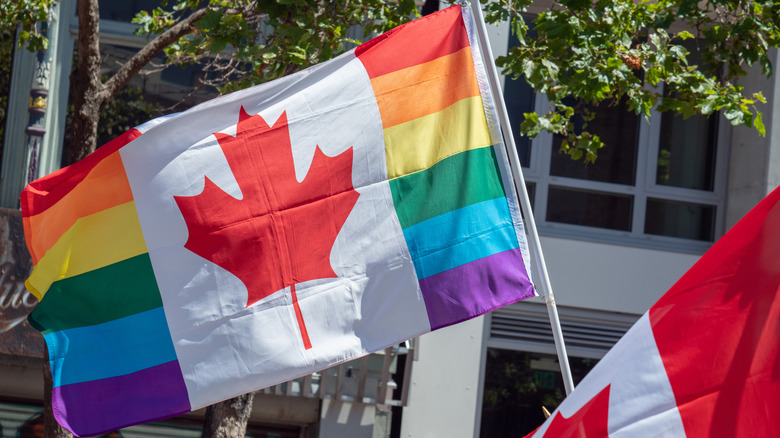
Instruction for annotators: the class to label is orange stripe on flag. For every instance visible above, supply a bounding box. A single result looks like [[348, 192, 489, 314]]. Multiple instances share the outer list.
[[371, 47, 480, 129], [24, 152, 134, 263]]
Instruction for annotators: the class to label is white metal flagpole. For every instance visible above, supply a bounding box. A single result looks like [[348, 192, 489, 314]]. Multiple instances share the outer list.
[[468, 1, 576, 395]]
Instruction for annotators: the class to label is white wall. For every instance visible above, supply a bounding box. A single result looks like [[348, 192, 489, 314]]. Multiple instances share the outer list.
[[539, 236, 699, 314], [400, 317, 485, 438]]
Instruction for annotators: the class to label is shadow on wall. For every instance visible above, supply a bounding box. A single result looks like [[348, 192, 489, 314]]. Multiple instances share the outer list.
[[319, 400, 379, 438]]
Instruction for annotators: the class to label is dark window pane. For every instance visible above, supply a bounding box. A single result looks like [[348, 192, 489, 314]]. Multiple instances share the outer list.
[[526, 182, 536, 208], [518, 182, 536, 221], [160, 63, 199, 87], [503, 15, 537, 168], [645, 198, 715, 241], [504, 76, 536, 167], [480, 350, 598, 438], [551, 99, 640, 185], [547, 187, 633, 231], [657, 108, 718, 191], [504, 76, 534, 167], [99, 0, 160, 22], [656, 38, 718, 191]]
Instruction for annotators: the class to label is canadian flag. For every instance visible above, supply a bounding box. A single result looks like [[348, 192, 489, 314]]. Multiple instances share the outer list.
[[529, 187, 780, 437]]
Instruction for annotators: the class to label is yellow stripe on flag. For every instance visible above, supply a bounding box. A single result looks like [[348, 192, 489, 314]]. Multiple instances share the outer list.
[[25, 201, 148, 301], [371, 47, 480, 129], [23, 152, 135, 264], [384, 96, 492, 180]]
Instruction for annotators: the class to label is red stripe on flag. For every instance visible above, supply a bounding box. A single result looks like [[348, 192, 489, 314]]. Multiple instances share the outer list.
[[21, 128, 142, 217], [649, 187, 780, 437], [290, 284, 312, 350], [355, 5, 469, 78]]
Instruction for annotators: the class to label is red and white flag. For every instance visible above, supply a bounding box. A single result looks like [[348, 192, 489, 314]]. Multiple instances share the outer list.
[[529, 187, 780, 437]]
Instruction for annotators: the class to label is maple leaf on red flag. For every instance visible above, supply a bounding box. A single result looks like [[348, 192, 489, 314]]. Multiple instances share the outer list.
[[175, 106, 360, 349], [540, 385, 611, 438]]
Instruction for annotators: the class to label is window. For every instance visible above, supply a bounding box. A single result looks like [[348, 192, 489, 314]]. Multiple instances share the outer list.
[[480, 350, 597, 437], [504, 32, 727, 253], [479, 302, 638, 437]]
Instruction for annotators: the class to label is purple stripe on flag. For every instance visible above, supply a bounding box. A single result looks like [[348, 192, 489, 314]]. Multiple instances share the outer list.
[[419, 248, 534, 330], [52, 361, 190, 437]]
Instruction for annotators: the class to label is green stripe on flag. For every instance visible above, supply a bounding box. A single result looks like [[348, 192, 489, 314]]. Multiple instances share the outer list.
[[389, 146, 506, 229], [29, 253, 163, 334]]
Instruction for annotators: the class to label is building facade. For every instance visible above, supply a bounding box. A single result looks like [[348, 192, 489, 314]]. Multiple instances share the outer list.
[[1, 1, 778, 437]]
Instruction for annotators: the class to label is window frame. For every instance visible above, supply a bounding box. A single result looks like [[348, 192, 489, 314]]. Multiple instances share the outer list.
[[515, 85, 730, 254]]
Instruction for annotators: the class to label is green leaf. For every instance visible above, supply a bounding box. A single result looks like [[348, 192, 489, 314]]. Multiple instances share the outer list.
[[197, 9, 224, 30], [754, 112, 765, 136], [541, 59, 559, 76], [209, 39, 227, 53], [520, 112, 542, 137], [723, 108, 745, 124], [522, 59, 536, 79], [677, 30, 694, 40]]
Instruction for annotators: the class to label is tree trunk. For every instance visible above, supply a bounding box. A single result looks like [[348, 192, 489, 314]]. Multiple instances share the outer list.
[[66, 90, 103, 164], [43, 351, 73, 438], [201, 393, 255, 438], [65, 0, 104, 165]]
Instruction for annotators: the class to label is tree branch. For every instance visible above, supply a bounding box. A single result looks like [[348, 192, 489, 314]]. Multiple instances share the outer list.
[[101, 7, 210, 100]]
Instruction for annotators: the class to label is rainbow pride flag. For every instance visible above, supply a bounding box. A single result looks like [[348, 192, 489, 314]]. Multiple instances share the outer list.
[[22, 5, 534, 435], [355, 7, 531, 329]]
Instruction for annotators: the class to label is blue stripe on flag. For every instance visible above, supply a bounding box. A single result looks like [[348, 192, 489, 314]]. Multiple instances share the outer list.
[[402, 197, 519, 279], [45, 307, 178, 387]]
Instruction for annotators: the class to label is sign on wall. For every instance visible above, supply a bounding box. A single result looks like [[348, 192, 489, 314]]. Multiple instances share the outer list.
[[0, 208, 43, 358]]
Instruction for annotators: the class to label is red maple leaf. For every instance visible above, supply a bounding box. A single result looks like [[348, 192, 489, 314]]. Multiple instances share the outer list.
[[174, 106, 360, 349], [542, 385, 611, 438]]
